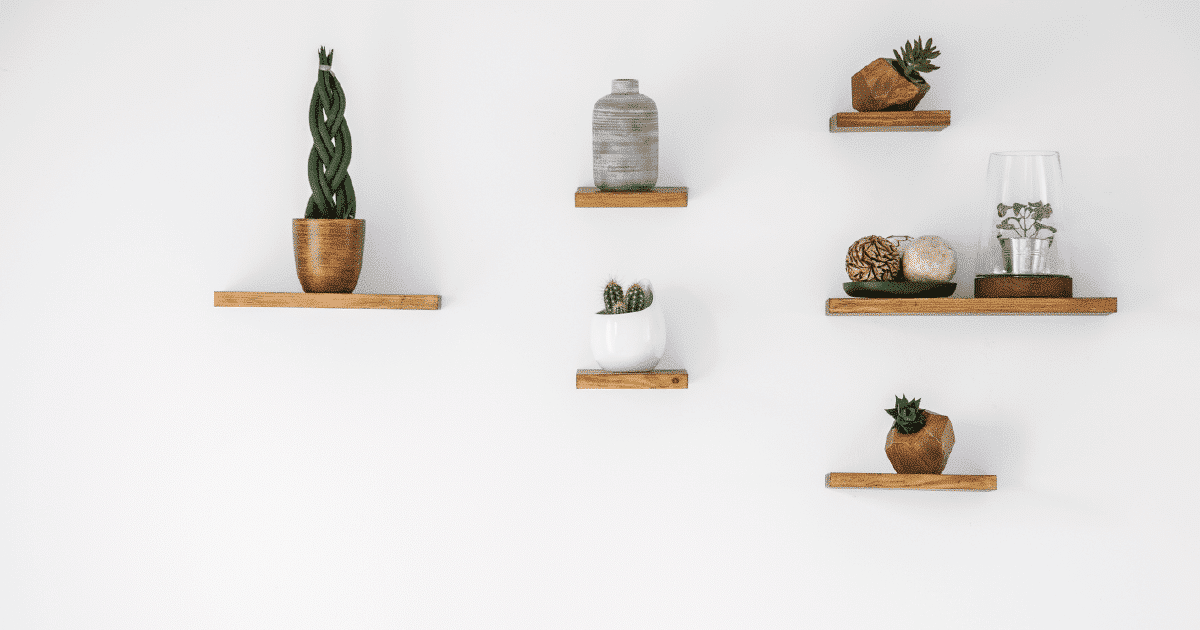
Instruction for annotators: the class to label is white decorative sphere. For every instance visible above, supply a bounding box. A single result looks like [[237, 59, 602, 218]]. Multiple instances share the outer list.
[[902, 235, 957, 282]]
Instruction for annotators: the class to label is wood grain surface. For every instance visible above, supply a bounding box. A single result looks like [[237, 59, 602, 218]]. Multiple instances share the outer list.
[[826, 297, 1117, 315], [292, 219, 365, 293], [974, 275, 1073, 298], [215, 292, 440, 310], [826, 473, 997, 491], [830, 110, 950, 132], [575, 187, 688, 207], [576, 369, 688, 389]]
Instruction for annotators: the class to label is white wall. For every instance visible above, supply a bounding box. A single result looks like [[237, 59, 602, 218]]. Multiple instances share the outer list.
[[3, 1, 1198, 628]]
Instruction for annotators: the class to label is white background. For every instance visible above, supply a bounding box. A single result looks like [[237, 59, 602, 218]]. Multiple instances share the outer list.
[[3, 1, 1199, 628]]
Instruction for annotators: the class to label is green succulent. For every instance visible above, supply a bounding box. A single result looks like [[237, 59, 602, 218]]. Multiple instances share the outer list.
[[890, 37, 940, 85], [996, 201, 1057, 239], [886, 395, 926, 434]]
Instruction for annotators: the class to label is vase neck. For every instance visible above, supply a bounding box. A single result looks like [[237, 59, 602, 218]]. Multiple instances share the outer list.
[[611, 79, 639, 94]]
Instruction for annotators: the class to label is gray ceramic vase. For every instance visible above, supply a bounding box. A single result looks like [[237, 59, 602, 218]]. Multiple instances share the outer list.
[[593, 79, 658, 191]]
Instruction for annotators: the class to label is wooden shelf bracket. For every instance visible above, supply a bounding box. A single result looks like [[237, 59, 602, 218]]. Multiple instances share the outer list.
[[830, 110, 951, 132], [826, 472, 996, 491], [576, 369, 688, 389], [826, 297, 1117, 316], [575, 187, 688, 208], [215, 291, 441, 310]]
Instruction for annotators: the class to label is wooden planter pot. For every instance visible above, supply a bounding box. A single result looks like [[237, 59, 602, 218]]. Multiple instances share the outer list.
[[852, 58, 929, 112], [292, 219, 365, 293], [885, 411, 954, 474]]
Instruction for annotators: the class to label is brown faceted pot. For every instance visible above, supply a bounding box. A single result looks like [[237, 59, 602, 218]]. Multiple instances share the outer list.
[[852, 58, 930, 112], [292, 219, 365, 293], [885, 411, 954, 474]]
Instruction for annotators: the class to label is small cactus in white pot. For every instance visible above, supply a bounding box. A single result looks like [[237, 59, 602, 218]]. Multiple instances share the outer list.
[[591, 279, 665, 372]]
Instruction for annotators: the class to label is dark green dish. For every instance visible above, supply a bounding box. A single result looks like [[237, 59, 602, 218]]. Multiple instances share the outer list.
[[843, 281, 956, 298]]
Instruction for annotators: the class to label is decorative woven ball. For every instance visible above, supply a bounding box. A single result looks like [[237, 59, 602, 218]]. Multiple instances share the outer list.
[[902, 235, 957, 282], [846, 235, 902, 281]]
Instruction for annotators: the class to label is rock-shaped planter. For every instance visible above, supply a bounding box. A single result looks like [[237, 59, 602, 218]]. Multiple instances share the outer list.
[[852, 58, 929, 112], [885, 411, 954, 474]]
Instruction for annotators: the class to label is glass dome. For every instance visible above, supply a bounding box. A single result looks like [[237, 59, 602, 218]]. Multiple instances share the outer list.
[[975, 151, 1073, 297]]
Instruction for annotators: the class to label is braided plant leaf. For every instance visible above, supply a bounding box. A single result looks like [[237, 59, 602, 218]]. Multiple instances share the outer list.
[[305, 47, 356, 219]]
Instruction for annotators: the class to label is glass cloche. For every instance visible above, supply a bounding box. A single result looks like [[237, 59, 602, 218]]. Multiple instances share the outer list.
[[975, 151, 1073, 297]]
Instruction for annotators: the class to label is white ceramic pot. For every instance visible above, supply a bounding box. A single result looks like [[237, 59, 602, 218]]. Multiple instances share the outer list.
[[591, 300, 666, 372]]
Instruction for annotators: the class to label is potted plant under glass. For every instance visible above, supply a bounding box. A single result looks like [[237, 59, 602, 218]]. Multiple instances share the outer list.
[[975, 151, 1072, 297], [590, 279, 666, 372], [293, 46, 363, 293]]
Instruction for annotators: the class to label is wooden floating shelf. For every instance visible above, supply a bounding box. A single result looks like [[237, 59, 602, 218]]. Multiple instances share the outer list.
[[575, 187, 688, 208], [214, 291, 440, 310], [826, 473, 996, 491], [826, 297, 1117, 316], [576, 369, 688, 389], [829, 110, 951, 132]]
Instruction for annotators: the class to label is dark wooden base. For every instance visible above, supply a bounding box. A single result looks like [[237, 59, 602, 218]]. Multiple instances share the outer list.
[[974, 275, 1072, 298]]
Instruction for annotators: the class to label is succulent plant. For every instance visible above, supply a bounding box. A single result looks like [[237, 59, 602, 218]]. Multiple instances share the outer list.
[[305, 47, 356, 220], [598, 280, 653, 314], [886, 395, 926, 434], [890, 37, 940, 86], [996, 201, 1057, 240]]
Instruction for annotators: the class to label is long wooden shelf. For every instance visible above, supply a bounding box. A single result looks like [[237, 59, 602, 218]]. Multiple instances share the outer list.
[[826, 473, 996, 491], [575, 187, 688, 207], [576, 369, 688, 389], [826, 297, 1117, 316], [829, 110, 950, 132], [215, 291, 440, 310]]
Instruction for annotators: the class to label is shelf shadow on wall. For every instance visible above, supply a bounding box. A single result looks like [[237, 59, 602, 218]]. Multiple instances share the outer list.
[[657, 286, 718, 378]]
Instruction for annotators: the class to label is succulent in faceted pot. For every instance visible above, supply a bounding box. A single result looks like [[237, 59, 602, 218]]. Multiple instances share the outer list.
[[883, 394, 955, 474], [852, 36, 941, 112]]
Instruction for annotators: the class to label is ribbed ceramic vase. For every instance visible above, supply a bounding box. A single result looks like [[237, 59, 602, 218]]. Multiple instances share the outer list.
[[592, 79, 658, 191]]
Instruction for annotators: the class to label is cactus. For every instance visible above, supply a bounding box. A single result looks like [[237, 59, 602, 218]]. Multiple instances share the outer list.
[[598, 280, 654, 314], [885, 395, 926, 434], [305, 47, 356, 219], [603, 280, 624, 313], [624, 283, 649, 312]]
